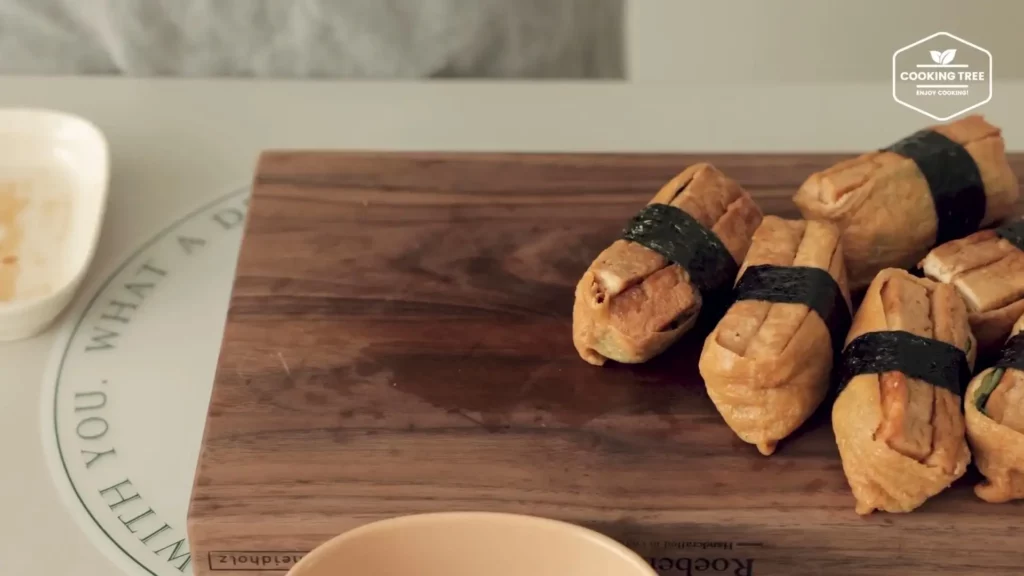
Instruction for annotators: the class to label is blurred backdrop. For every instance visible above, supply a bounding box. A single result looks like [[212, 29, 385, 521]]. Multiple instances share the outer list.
[[0, 0, 624, 78], [0, 0, 1019, 81]]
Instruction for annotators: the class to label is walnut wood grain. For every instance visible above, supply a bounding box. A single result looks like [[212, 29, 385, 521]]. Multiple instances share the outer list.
[[188, 152, 1024, 576]]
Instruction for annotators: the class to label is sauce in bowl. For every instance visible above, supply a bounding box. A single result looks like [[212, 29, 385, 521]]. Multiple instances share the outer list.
[[0, 173, 72, 303]]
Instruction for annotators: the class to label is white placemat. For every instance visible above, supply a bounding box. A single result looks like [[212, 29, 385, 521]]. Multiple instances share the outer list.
[[40, 188, 248, 576]]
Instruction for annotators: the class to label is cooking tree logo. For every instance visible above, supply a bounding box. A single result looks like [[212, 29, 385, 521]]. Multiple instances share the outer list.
[[929, 49, 957, 66], [41, 189, 249, 576], [893, 31, 992, 121]]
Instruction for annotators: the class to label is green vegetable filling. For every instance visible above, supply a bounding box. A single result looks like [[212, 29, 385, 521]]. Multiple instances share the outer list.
[[975, 368, 1005, 415]]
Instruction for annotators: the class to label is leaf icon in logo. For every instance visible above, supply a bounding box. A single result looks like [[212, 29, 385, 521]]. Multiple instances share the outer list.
[[941, 49, 957, 64], [931, 50, 944, 64]]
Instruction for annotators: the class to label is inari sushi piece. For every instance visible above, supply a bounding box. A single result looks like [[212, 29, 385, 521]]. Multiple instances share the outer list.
[[832, 269, 974, 515], [920, 221, 1024, 354], [700, 216, 851, 455], [964, 311, 1024, 503], [793, 115, 1019, 290], [573, 163, 763, 366]]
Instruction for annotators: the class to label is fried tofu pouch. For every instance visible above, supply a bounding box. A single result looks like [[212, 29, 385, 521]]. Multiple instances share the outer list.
[[573, 163, 763, 366], [832, 269, 975, 515], [699, 217, 850, 455], [920, 228, 1024, 354], [793, 115, 1019, 290], [964, 312, 1024, 503]]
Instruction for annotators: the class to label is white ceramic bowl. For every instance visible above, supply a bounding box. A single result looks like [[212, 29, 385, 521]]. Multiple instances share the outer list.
[[286, 512, 657, 576], [0, 108, 109, 341]]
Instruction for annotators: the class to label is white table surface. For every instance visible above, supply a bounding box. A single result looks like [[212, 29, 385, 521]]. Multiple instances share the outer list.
[[1, 77, 1022, 576]]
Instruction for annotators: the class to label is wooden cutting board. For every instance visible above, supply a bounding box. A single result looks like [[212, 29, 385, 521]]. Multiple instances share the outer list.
[[187, 152, 1024, 576]]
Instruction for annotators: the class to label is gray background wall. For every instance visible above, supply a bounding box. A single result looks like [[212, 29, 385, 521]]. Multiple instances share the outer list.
[[0, 0, 624, 78], [0, 0, 1018, 82], [628, 1, 1021, 83]]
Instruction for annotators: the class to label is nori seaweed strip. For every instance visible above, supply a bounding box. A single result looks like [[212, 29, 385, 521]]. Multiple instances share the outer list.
[[996, 220, 1024, 252], [994, 333, 1024, 372], [733, 264, 850, 351], [622, 203, 738, 298], [836, 330, 970, 396], [882, 129, 986, 245]]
